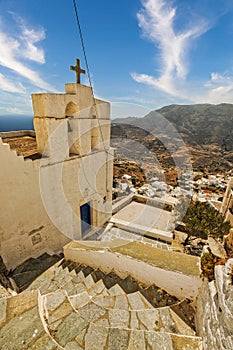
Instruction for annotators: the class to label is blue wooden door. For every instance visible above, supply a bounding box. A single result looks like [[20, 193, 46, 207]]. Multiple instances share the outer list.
[[80, 202, 91, 237]]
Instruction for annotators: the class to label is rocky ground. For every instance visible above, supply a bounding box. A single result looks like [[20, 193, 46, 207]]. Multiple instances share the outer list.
[[111, 131, 233, 185]]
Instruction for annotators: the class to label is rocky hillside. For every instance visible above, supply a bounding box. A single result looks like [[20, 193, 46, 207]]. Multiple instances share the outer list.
[[113, 103, 233, 151], [111, 104, 233, 174]]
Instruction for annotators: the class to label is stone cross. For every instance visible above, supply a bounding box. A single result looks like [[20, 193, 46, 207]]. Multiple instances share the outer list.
[[70, 59, 86, 84]]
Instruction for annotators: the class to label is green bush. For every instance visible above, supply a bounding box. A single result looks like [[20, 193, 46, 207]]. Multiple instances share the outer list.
[[182, 200, 230, 240]]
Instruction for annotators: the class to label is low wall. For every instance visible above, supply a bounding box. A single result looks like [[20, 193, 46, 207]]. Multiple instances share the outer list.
[[133, 194, 173, 211], [64, 240, 202, 300], [112, 194, 173, 216], [196, 259, 233, 349], [110, 217, 173, 243], [0, 130, 35, 138], [112, 194, 134, 215]]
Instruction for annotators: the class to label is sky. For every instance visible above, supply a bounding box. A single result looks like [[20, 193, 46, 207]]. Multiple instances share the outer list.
[[1, 0, 233, 118]]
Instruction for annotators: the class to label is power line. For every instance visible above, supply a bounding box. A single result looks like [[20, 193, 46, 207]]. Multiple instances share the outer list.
[[72, 0, 112, 199], [72, 0, 108, 154], [72, 0, 93, 90]]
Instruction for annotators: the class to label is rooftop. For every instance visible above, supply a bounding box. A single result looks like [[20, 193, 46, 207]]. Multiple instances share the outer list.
[[0, 131, 40, 159], [113, 201, 173, 231]]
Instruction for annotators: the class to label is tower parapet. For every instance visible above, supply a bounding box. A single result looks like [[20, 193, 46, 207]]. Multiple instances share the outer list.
[[32, 81, 110, 162]]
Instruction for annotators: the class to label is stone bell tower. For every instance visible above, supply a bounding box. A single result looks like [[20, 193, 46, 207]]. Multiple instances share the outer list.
[[31, 59, 113, 239], [32, 59, 111, 163]]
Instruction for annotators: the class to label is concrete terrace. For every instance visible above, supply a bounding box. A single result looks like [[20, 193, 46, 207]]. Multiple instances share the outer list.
[[108, 197, 175, 243], [112, 201, 173, 231]]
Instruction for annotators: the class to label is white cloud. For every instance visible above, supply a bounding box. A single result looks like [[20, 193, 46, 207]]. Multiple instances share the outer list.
[[0, 15, 55, 92], [5, 107, 31, 115], [20, 26, 46, 64], [0, 73, 25, 93], [132, 0, 233, 105], [132, 0, 209, 96], [0, 90, 33, 115], [199, 72, 233, 103], [210, 72, 232, 85]]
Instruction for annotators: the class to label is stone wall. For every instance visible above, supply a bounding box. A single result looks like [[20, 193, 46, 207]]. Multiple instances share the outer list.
[[0, 82, 113, 270], [0, 130, 35, 138], [221, 178, 233, 226], [0, 138, 112, 270], [64, 240, 202, 300], [225, 229, 233, 255], [196, 259, 233, 350]]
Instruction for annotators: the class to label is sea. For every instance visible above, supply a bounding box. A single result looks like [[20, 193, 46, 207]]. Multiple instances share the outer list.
[[0, 115, 34, 132]]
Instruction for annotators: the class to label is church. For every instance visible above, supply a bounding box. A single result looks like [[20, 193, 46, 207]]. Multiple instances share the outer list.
[[0, 61, 232, 350], [0, 59, 113, 270]]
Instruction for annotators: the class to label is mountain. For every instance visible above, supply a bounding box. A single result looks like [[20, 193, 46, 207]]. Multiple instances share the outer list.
[[111, 104, 233, 174], [113, 103, 233, 151]]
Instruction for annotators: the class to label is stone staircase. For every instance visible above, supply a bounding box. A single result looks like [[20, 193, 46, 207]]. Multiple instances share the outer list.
[[8, 253, 62, 292], [27, 260, 180, 306], [0, 259, 203, 349]]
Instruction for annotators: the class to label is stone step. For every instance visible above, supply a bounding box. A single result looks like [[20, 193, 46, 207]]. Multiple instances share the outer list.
[[28, 266, 87, 296], [82, 265, 95, 277], [82, 273, 96, 289], [43, 290, 74, 326], [140, 284, 179, 308], [9, 254, 62, 292], [69, 283, 128, 310], [42, 291, 89, 348], [69, 262, 94, 278], [43, 291, 202, 350], [64, 262, 180, 308], [62, 260, 143, 292], [47, 268, 74, 292], [25, 259, 180, 311], [49, 268, 126, 299], [0, 290, 60, 350], [69, 291, 92, 310], [39, 268, 107, 298], [26, 262, 67, 293], [2, 289, 199, 350], [108, 283, 126, 296], [93, 291, 154, 310], [127, 291, 154, 310], [24, 259, 191, 331], [102, 271, 140, 294], [59, 259, 73, 270], [44, 288, 195, 336], [91, 269, 106, 283], [170, 299, 196, 331], [84, 323, 203, 350], [86, 279, 109, 297], [73, 299, 195, 336], [68, 280, 124, 309]]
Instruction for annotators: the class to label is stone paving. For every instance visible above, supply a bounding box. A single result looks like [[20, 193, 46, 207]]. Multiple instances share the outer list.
[[0, 258, 202, 349], [100, 226, 173, 250]]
